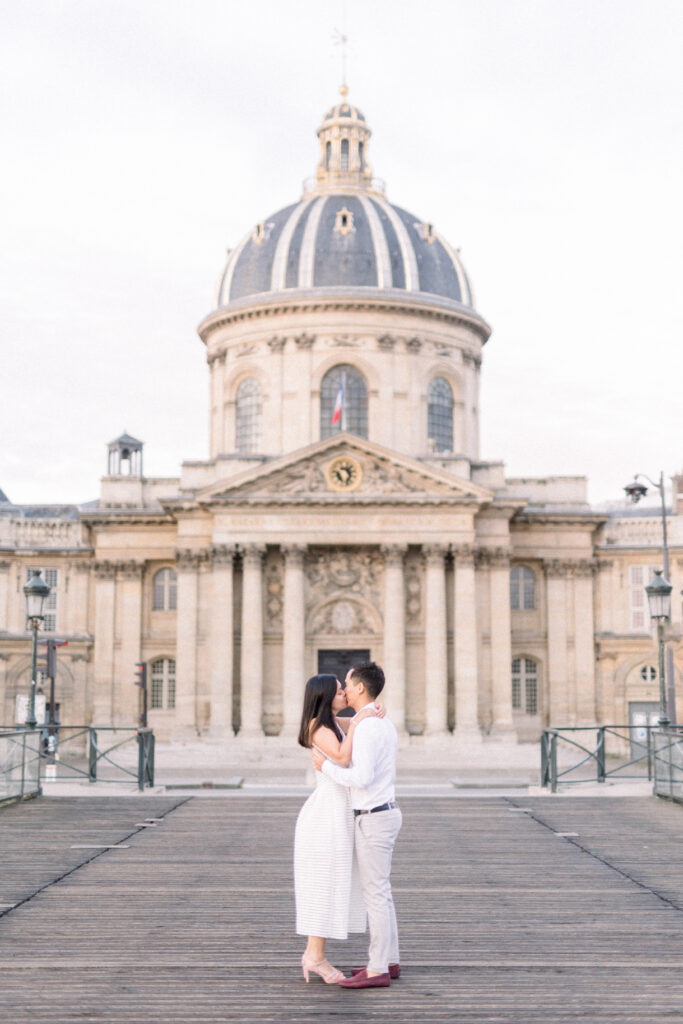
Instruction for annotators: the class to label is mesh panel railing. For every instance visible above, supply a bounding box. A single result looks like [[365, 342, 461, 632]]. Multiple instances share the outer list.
[[652, 730, 683, 802], [0, 730, 41, 803]]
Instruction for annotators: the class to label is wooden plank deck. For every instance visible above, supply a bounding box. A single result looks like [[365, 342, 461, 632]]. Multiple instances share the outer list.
[[2, 794, 683, 1023]]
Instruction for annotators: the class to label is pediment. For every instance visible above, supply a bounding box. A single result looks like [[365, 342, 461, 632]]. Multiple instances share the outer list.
[[197, 435, 492, 506]]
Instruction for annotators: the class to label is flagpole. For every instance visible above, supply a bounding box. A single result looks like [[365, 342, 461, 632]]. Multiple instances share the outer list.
[[341, 371, 347, 432]]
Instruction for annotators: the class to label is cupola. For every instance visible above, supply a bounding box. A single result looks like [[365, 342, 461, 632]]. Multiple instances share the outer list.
[[313, 85, 377, 193]]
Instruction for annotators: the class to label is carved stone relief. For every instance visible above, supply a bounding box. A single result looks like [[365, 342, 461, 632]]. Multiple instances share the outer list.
[[404, 554, 423, 629], [308, 597, 378, 635], [305, 548, 383, 634], [263, 552, 283, 632]]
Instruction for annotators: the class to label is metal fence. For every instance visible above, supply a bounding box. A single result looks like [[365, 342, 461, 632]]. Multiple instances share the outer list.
[[540, 725, 683, 792], [0, 729, 41, 803], [652, 729, 683, 801], [0, 726, 155, 799]]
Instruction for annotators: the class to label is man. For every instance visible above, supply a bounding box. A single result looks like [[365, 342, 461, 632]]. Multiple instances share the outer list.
[[312, 661, 401, 989]]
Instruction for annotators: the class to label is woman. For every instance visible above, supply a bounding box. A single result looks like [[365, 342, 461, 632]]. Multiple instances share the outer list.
[[294, 673, 381, 984]]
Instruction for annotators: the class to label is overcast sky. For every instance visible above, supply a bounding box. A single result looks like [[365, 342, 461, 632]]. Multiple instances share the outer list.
[[2, 0, 682, 508]]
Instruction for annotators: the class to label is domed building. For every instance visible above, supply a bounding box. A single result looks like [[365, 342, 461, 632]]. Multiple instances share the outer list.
[[1, 90, 681, 748]]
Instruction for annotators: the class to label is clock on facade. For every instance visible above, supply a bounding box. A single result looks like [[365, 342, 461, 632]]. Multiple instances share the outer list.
[[326, 455, 363, 492]]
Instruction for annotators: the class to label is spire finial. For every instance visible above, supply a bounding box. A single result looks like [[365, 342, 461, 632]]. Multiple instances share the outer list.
[[333, 26, 348, 89]]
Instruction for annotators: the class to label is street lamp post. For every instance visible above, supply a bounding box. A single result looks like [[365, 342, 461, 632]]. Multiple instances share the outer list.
[[624, 471, 676, 723], [645, 570, 673, 727], [23, 569, 51, 729]]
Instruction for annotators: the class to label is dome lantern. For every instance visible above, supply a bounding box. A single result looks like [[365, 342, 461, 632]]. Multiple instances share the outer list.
[[312, 85, 377, 194]]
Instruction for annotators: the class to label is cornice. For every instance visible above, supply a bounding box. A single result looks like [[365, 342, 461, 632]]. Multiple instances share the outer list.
[[197, 494, 482, 509], [80, 509, 174, 526], [513, 510, 608, 528], [198, 290, 491, 345]]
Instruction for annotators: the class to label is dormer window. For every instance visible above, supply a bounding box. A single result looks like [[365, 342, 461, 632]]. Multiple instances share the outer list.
[[334, 206, 355, 236], [252, 221, 271, 245], [419, 222, 436, 243]]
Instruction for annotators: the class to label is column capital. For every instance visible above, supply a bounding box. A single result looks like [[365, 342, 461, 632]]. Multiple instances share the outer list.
[[242, 544, 266, 568], [544, 558, 595, 579], [282, 544, 307, 566], [93, 559, 117, 580], [452, 543, 475, 566], [381, 543, 407, 567], [476, 546, 512, 569], [210, 543, 236, 567], [176, 548, 208, 571], [116, 559, 145, 580], [422, 544, 447, 566]]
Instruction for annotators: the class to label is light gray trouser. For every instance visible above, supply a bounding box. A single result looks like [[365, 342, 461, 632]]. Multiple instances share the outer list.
[[354, 806, 402, 973]]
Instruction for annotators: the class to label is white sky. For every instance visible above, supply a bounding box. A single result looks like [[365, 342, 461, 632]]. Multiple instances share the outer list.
[[2, 0, 682, 507]]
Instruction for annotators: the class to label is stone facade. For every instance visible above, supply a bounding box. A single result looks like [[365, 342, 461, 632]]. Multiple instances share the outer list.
[[1, 93, 681, 743]]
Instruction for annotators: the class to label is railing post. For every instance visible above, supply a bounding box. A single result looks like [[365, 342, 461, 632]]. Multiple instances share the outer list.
[[550, 732, 558, 793], [596, 728, 606, 783], [148, 732, 155, 788], [541, 731, 549, 787], [88, 729, 98, 783]]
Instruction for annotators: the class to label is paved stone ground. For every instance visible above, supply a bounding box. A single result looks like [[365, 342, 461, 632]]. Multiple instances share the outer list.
[[2, 795, 683, 1023]]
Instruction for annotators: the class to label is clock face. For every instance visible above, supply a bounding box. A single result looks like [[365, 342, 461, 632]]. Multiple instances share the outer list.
[[326, 455, 363, 492]]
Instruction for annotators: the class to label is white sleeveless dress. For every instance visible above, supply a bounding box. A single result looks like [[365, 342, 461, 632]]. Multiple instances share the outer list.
[[294, 757, 366, 939]]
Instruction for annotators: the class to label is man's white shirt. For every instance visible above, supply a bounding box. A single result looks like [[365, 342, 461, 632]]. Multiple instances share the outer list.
[[322, 711, 398, 810]]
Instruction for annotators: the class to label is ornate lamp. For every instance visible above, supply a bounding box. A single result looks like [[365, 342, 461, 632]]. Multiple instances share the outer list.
[[22, 569, 51, 729], [645, 570, 672, 726]]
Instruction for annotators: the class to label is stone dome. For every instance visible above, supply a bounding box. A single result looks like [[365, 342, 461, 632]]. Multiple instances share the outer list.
[[215, 90, 475, 312]]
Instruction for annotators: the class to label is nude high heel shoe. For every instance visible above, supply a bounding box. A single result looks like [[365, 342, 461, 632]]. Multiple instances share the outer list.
[[301, 952, 344, 984]]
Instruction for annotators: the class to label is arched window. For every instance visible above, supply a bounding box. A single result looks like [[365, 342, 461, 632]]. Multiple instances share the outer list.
[[510, 566, 535, 610], [150, 658, 176, 710], [512, 657, 538, 715], [320, 364, 368, 440], [153, 568, 177, 611], [358, 140, 365, 170], [235, 377, 262, 454], [340, 138, 349, 171], [427, 377, 454, 453], [325, 140, 331, 170]]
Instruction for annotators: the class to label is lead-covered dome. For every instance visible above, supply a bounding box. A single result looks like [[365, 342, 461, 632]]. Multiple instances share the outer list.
[[215, 89, 475, 311]]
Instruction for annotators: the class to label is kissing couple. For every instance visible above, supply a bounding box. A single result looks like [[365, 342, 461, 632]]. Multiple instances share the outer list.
[[293, 661, 401, 988]]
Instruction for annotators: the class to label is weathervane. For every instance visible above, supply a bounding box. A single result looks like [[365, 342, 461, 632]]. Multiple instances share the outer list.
[[333, 1, 349, 91]]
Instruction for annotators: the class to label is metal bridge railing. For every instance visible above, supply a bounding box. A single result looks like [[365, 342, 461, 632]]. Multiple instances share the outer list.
[[540, 725, 683, 793], [0, 729, 41, 803], [0, 726, 155, 799], [652, 730, 683, 802]]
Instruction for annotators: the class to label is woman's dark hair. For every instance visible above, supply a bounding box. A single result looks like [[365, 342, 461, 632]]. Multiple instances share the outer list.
[[298, 674, 339, 748]]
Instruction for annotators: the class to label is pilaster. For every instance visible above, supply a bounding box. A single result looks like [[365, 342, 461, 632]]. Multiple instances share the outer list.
[[208, 545, 236, 738], [92, 560, 117, 723], [240, 544, 266, 737], [423, 544, 448, 735], [281, 545, 306, 737], [452, 545, 481, 742], [381, 544, 407, 732], [174, 549, 205, 736], [483, 548, 515, 739]]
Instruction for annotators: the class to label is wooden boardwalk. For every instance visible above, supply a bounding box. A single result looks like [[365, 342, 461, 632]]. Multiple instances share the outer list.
[[2, 794, 683, 1023]]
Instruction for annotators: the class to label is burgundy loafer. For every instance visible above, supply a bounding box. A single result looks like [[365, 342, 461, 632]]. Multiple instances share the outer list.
[[351, 964, 400, 979], [339, 971, 391, 988]]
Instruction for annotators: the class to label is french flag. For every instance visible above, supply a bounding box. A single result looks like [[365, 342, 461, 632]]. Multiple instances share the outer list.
[[332, 376, 345, 428]]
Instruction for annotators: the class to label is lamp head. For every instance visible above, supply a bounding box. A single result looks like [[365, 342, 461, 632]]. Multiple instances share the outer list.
[[624, 479, 648, 503], [23, 569, 51, 622], [645, 569, 672, 622]]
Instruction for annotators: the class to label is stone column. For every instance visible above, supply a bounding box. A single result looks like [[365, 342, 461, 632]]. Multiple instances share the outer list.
[[209, 545, 235, 738], [380, 544, 406, 733], [115, 561, 144, 725], [452, 545, 481, 741], [573, 561, 597, 725], [0, 653, 10, 722], [174, 549, 202, 736], [423, 545, 448, 735], [487, 549, 516, 739], [281, 545, 306, 738], [545, 560, 570, 725], [240, 545, 265, 737], [92, 561, 117, 723]]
